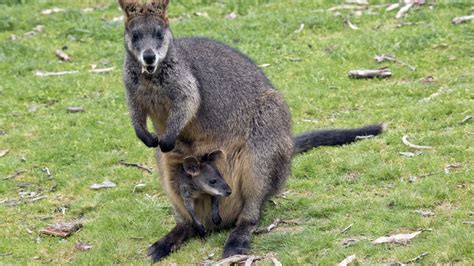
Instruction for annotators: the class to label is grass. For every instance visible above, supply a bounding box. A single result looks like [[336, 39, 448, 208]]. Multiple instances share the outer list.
[[0, 0, 473, 264]]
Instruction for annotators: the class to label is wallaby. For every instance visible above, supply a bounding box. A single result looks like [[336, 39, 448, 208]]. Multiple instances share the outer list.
[[177, 150, 232, 237], [118, 0, 384, 262]]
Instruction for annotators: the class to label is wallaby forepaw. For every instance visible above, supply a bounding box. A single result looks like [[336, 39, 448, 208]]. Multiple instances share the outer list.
[[159, 136, 176, 153], [212, 215, 222, 225]]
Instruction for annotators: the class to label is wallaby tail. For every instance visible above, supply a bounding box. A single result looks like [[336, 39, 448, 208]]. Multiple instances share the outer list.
[[293, 123, 385, 155]]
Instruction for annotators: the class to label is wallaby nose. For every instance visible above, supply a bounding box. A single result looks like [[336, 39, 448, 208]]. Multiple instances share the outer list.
[[142, 49, 156, 65]]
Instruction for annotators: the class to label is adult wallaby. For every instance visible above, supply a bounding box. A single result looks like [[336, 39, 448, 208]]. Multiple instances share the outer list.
[[118, 0, 384, 262], [177, 150, 232, 238]]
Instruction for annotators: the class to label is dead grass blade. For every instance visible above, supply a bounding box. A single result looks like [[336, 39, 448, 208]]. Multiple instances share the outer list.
[[402, 135, 432, 150], [403, 252, 428, 264], [3, 170, 27, 180], [254, 218, 281, 234], [372, 231, 421, 244], [338, 254, 356, 266], [118, 160, 153, 174]]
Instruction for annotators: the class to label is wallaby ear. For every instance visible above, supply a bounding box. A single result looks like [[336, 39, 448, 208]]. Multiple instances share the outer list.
[[118, 0, 141, 22], [147, 0, 170, 25], [206, 150, 224, 163], [183, 157, 200, 176]]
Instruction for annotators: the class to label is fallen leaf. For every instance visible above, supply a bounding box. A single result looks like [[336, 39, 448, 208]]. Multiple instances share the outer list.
[[55, 49, 71, 62], [133, 184, 146, 193], [225, 12, 237, 20], [415, 209, 434, 217], [112, 15, 124, 22], [372, 231, 421, 244], [420, 75, 434, 83], [75, 241, 92, 251], [294, 23, 305, 33], [41, 7, 65, 15], [90, 181, 116, 190], [338, 254, 356, 266], [40, 220, 82, 237], [0, 149, 9, 158], [399, 151, 422, 157], [460, 115, 472, 124], [259, 63, 271, 68], [194, 12, 208, 17], [66, 107, 85, 113]]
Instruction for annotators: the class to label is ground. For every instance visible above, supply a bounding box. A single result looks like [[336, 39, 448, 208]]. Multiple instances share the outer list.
[[0, 0, 473, 265]]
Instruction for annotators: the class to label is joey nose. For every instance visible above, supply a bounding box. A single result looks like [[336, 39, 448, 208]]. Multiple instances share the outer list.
[[143, 49, 156, 65], [225, 189, 232, 197]]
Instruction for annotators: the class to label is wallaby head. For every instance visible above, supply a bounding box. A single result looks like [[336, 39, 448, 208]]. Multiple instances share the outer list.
[[118, 0, 172, 74], [183, 150, 232, 197]]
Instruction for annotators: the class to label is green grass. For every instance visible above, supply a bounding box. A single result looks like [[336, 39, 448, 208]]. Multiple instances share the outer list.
[[1, 0, 473, 264]]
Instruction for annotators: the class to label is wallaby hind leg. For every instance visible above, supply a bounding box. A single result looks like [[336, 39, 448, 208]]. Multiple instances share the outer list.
[[148, 223, 195, 263], [222, 90, 293, 258]]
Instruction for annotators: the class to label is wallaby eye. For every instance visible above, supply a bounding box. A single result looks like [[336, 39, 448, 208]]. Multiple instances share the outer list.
[[153, 31, 163, 40], [131, 32, 140, 43], [209, 179, 217, 185]]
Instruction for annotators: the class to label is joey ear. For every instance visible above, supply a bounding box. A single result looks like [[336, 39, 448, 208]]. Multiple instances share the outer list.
[[206, 150, 224, 163], [183, 157, 200, 176]]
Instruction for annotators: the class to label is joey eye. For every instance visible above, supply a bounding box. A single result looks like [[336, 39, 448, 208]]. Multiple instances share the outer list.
[[209, 179, 217, 185]]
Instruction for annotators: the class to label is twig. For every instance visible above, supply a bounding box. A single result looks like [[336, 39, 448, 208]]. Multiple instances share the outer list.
[[396, 2, 414, 19], [3, 170, 27, 180], [374, 54, 416, 71], [0, 252, 13, 257], [90, 67, 115, 73], [403, 252, 429, 264], [452, 14, 474, 25], [30, 196, 48, 202], [338, 254, 356, 266], [35, 70, 78, 77], [386, 3, 400, 11], [348, 69, 392, 79], [328, 5, 367, 12], [208, 255, 262, 265], [402, 135, 432, 149], [118, 160, 153, 174], [269, 256, 282, 266], [463, 221, 474, 225], [341, 223, 353, 234], [254, 218, 281, 234]]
